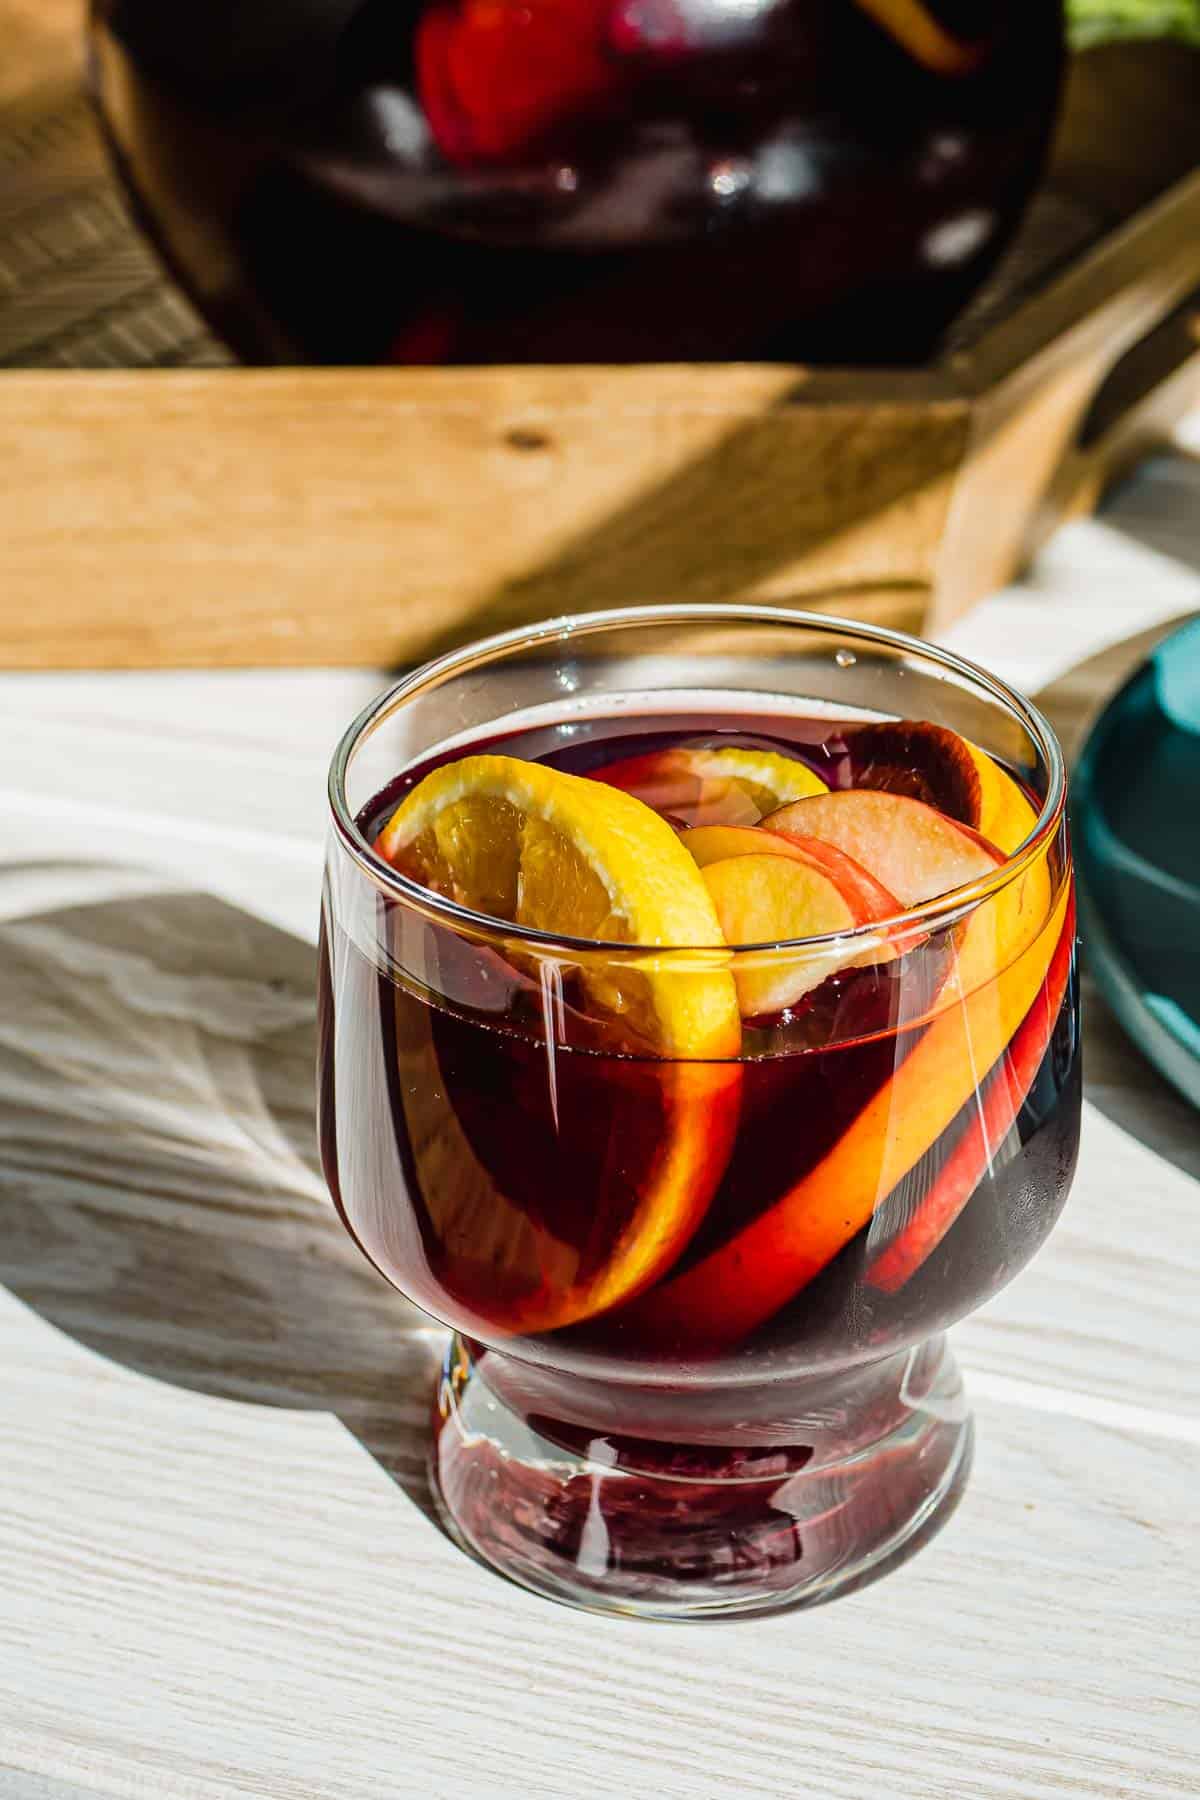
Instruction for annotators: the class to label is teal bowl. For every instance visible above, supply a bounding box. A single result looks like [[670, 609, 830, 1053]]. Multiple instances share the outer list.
[[1072, 614, 1200, 1109]]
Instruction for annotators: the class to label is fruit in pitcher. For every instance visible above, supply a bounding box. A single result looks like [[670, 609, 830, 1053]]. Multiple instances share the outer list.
[[854, 0, 988, 76], [416, 0, 621, 165]]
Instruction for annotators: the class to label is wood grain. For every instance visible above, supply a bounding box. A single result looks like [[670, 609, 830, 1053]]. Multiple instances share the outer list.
[[0, 0, 79, 107], [1, 1309, 1195, 1800], [0, 365, 952, 666]]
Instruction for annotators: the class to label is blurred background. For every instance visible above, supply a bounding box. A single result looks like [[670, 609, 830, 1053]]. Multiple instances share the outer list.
[[2, 1, 1199, 671], [2, 1, 1197, 371]]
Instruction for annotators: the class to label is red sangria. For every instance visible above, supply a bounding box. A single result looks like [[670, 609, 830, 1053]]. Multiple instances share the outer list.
[[90, 0, 1063, 364], [319, 607, 1078, 1615]]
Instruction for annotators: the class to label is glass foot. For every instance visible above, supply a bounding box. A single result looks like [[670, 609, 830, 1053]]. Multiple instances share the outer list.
[[430, 1334, 973, 1620]]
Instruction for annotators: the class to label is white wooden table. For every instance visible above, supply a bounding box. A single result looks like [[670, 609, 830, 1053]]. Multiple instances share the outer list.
[[2, 442, 1199, 1800]]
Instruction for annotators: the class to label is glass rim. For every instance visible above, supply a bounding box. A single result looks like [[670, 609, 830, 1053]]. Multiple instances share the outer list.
[[327, 603, 1068, 960]]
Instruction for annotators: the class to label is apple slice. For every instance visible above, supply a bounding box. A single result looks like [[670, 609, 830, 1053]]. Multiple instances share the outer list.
[[849, 717, 1041, 857], [776, 836, 904, 938], [848, 719, 983, 827], [701, 850, 900, 1017], [686, 825, 905, 976], [416, 0, 620, 165], [765, 789, 1001, 908], [682, 822, 892, 912], [702, 855, 858, 1017], [831, 723, 1043, 936], [594, 745, 828, 829]]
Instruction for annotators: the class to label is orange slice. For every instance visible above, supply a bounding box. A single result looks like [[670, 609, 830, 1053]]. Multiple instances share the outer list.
[[702, 854, 865, 1017], [966, 742, 1041, 859], [376, 755, 742, 1331]]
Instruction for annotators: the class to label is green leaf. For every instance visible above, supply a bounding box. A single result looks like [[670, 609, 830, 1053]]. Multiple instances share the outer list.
[[1068, 0, 1200, 47]]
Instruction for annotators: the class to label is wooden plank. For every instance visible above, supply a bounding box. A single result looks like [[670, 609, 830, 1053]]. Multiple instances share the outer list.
[[932, 173, 1200, 629], [0, 2, 79, 109], [0, 365, 958, 666], [1038, 298, 1200, 543], [0, 1773, 101, 1800], [0, 1281, 1195, 1800]]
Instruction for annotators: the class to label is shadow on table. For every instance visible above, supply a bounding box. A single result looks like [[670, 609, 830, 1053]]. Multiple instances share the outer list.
[[1034, 613, 1200, 1185], [0, 864, 443, 1519]]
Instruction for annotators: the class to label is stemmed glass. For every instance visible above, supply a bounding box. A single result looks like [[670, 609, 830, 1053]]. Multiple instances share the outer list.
[[319, 606, 1078, 1617]]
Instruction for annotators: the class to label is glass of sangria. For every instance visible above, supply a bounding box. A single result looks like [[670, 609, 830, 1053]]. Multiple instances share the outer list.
[[90, 0, 1063, 364], [319, 605, 1078, 1617]]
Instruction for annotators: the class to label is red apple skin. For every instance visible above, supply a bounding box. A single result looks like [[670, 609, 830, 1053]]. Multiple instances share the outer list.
[[681, 824, 819, 870], [764, 789, 1002, 909], [628, 876, 1070, 1349], [699, 836, 908, 1015], [685, 825, 897, 916], [774, 834, 908, 966], [776, 835, 902, 928]]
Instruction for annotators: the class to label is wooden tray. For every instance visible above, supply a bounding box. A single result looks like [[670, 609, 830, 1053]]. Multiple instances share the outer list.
[[2, 3, 1199, 669]]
